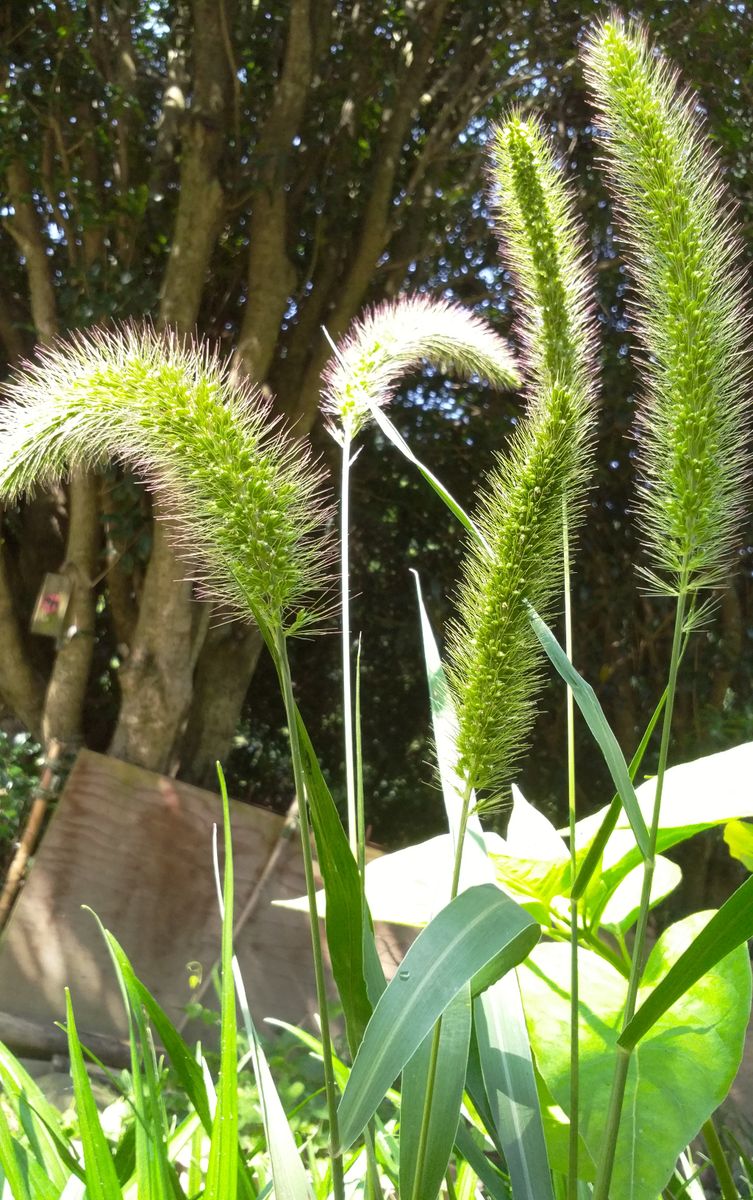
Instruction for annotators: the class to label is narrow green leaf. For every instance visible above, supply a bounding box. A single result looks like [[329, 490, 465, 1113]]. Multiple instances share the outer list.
[[571, 687, 667, 900], [0, 1042, 74, 1191], [296, 708, 382, 1047], [620, 873, 753, 1049], [230, 936, 313, 1198], [337, 883, 539, 1151], [526, 602, 650, 858], [0, 1096, 32, 1200], [64, 990, 124, 1200], [475, 974, 556, 1200], [87, 909, 173, 1200], [453, 1120, 511, 1200], [204, 767, 239, 1200], [368, 401, 486, 548], [399, 983, 471, 1200], [413, 571, 486, 882]]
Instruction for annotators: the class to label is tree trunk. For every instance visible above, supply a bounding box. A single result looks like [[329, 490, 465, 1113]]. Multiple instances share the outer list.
[[42, 472, 101, 747], [109, 0, 236, 771], [0, 517, 45, 737], [177, 622, 264, 786], [108, 519, 199, 771]]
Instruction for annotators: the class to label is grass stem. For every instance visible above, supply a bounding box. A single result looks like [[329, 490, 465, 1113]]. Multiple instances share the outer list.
[[563, 500, 580, 1200], [340, 426, 358, 858], [274, 627, 345, 1200], [592, 583, 688, 1200]]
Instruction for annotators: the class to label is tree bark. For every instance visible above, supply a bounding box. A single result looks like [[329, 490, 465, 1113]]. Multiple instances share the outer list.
[[177, 621, 264, 786], [108, 518, 198, 771], [235, 0, 313, 384], [109, 0, 236, 771], [0, 517, 45, 736], [4, 160, 58, 345], [42, 473, 101, 747], [158, 0, 235, 332]]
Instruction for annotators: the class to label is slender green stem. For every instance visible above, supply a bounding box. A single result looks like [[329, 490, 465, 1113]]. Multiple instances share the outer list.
[[702, 1116, 739, 1200], [592, 583, 688, 1200], [355, 633, 366, 883], [274, 627, 345, 1200], [340, 424, 358, 857], [409, 1021, 444, 1200], [563, 499, 580, 1200]]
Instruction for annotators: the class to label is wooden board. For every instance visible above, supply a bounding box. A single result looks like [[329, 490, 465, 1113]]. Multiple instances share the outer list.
[[0, 750, 411, 1042]]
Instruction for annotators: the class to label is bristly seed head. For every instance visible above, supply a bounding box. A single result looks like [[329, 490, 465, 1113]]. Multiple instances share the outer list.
[[0, 323, 333, 637], [583, 15, 752, 598], [447, 113, 598, 800], [321, 295, 521, 440]]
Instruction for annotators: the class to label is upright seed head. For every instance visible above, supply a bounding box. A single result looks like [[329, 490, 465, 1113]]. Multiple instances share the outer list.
[[321, 295, 521, 440], [0, 324, 333, 637], [448, 114, 598, 798], [582, 15, 752, 597]]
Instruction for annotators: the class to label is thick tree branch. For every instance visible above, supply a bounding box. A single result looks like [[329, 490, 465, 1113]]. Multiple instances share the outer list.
[[235, 0, 313, 384], [159, 0, 236, 331], [3, 160, 58, 345]]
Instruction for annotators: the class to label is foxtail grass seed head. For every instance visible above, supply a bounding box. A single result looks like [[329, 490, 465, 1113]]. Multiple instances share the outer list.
[[583, 16, 752, 597], [448, 114, 597, 799], [321, 295, 521, 440], [0, 324, 332, 635]]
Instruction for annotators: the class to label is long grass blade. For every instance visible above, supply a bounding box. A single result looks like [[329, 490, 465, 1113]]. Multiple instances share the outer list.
[[399, 983, 472, 1200], [295, 708, 382, 1046], [620, 873, 753, 1049], [526, 603, 650, 858], [64, 989, 124, 1200], [203, 768, 239, 1200], [476, 973, 556, 1200], [337, 883, 538, 1151]]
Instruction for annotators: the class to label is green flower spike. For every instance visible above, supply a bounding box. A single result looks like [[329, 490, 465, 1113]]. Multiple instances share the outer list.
[[0, 324, 332, 638], [321, 295, 521, 440], [448, 114, 598, 798], [583, 16, 752, 598]]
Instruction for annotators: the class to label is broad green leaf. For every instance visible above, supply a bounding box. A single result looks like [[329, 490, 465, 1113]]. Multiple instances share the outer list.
[[296, 709, 380, 1049], [64, 990, 124, 1200], [526, 603, 650, 858], [620, 873, 753, 1049], [520, 912, 751, 1200], [204, 768, 238, 1200], [337, 883, 539, 1150], [535, 1072, 595, 1183], [724, 819, 753, 871], [399, 984, 471, 1200], [597, 855, 682, 932], [475, 974, 555, 1200], [574, 742, 753, 903]]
